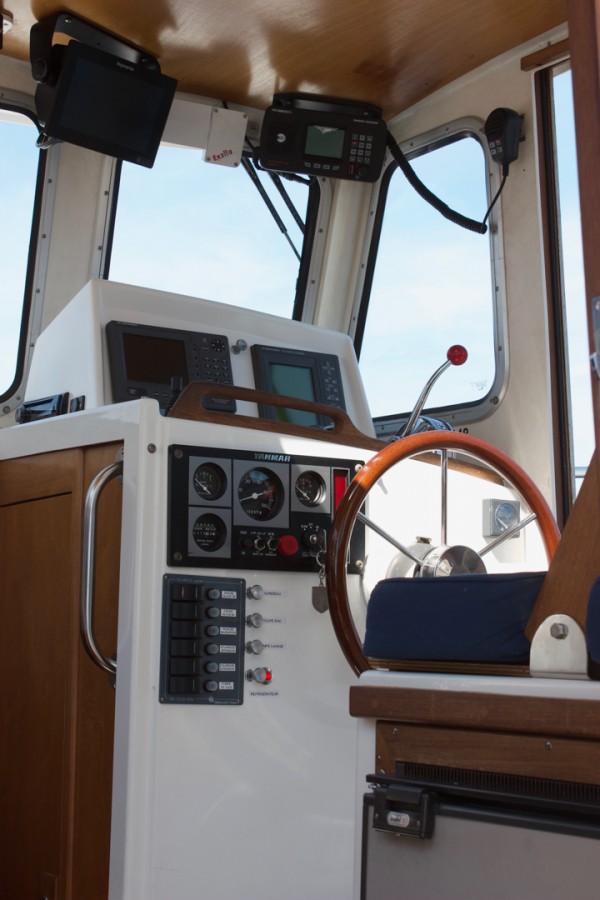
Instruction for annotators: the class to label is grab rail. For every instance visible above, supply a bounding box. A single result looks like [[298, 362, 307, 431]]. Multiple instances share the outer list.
[[80, 458, 122, 675]]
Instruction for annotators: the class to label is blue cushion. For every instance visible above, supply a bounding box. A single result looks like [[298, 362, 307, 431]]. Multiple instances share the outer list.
[[585, 578, 600, 664], [363, 572, 546, 664]]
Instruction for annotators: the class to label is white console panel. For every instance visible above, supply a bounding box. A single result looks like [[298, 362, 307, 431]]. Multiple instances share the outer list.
[[25, 279, 374, 435]]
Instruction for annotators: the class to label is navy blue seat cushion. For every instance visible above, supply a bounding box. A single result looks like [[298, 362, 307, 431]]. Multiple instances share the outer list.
[[363, 572, 546, 664], [585, 578, 600, 664]]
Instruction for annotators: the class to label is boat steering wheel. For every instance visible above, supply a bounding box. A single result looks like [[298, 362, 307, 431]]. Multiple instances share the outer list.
[[325, 430, 561, 675]]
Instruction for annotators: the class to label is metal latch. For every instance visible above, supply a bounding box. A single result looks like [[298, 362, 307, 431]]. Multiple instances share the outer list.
[[372, 783, 434, 839]]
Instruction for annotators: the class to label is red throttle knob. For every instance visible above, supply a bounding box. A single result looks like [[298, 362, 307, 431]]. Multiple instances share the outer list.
[[447, 345, 468, 366]]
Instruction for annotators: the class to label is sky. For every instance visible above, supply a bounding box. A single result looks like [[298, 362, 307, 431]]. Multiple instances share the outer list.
[[0, 115, 38, 398]]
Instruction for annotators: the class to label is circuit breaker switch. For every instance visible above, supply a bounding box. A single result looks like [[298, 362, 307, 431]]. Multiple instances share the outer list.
[[246, 639, 265, 655], [246, 612, 263, 628], [247, 584, 264, 600]]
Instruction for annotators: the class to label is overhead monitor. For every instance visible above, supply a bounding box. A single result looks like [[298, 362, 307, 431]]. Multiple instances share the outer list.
[[34, 40, 177, 167]]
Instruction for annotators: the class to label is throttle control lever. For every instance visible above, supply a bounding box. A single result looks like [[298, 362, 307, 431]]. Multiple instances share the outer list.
[[400, 345, 468, 437]]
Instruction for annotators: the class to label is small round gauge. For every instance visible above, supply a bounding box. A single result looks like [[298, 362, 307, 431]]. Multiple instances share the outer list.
[[193, 462, 227, 502], [192, 513, 227, 552], [295, 471, 327, 508], [237, 468, 284, 521], [494, 501, 519, 533]]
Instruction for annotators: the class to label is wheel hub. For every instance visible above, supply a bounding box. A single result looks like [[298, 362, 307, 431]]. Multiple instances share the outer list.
[[418, 544, 487, 577]]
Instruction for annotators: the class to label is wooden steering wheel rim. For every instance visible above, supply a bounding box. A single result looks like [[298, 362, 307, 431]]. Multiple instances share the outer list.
[[325, 430, 561, 676]]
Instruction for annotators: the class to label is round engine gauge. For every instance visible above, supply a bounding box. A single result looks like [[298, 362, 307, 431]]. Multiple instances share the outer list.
[[192, 513, 227, 552], [193, 462, 226, 502], [237, 468, 284, 521], [494, 501, 519, 533], [295, 471, 327, 508]]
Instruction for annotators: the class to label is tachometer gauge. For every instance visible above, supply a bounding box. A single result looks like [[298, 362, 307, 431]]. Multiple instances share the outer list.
[[295, 471, 327, 508], [192, 513, 227, 552], [193, 462, 226, 502], [237, 468, 284, 521]]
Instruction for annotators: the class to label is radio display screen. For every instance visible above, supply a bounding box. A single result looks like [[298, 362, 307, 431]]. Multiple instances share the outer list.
[[304, 125, 345, 159]]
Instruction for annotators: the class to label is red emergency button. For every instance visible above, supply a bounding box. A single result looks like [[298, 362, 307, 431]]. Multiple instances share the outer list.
[[278, 534, 299, 557]]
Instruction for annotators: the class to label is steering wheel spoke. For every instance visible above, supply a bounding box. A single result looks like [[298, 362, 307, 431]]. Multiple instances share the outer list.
[[357, 510, 425, 567], [478, 511, 537, 557]]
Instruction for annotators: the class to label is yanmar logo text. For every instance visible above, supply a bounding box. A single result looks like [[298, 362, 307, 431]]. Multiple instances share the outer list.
[[254, 452, 291, 463]]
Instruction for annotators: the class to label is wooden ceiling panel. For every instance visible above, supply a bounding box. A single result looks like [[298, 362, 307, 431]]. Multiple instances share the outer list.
[[1, 0, 567, 115]]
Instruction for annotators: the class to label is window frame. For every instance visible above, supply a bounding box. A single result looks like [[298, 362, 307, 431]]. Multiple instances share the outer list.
[[535, 58, 590, 521], [351, 116, 508, 435], [0, 93, 50, 413]]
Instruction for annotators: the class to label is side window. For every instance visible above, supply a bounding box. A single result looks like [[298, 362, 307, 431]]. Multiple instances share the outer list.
[[356, 126, 498, 434], [550, 65, 593, 494], [0, 107, 43, 403], [108, 146, 314, 319]]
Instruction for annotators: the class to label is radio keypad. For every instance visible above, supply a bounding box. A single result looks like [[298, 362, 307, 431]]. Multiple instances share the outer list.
[[349, 132, 374, 165]]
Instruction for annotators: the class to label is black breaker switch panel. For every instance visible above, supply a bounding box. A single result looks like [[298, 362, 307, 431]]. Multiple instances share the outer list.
[[160, 574, 246, 704]]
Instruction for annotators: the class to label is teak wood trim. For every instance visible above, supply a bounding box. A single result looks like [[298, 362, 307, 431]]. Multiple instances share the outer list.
[[525, 450, 600, 638], [0, 448, 82, 505], [365, 658, 529, 677], [521, 38, 570, 70], [375, 722, 600, 785], [349, 685, 600, 739], [168, 383, 384, 451], [0, 442, 122, 900]]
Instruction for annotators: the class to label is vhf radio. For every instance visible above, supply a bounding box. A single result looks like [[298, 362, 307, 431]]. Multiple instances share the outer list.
[[255, 92, 388, 182]]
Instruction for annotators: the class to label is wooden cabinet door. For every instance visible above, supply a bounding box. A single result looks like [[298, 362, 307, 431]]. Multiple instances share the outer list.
[[0, 443, 122, 900]]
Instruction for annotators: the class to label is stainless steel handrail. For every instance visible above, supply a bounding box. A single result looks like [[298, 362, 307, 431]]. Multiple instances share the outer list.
[[80, 460, 122, 675]]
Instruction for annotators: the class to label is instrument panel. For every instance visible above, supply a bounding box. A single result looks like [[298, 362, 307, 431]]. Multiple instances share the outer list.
[[168, 445, 365, 573]]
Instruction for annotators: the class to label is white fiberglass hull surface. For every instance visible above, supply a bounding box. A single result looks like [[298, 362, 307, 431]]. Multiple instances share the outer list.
[[111, 404, 364, 899]]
